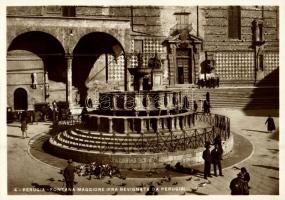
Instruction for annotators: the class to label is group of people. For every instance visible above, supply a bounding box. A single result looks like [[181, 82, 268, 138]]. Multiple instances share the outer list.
[[197, 77, 220, 89], [229, 167, 250, 195], [202, 136, 224, 180], [202, 135, 251, 195]]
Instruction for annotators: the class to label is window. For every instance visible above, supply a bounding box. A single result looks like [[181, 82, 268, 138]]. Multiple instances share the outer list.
[[228, 6, 241, 39], [134, 40, 143, 53], [174, 12, 190, 30], [176, 14, 189, 25], [62, 6, 76, 17]]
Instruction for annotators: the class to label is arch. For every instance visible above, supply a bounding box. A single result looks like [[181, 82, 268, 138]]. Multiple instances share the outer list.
[[14, 88, 28, 110], [72, 32, 126, 105], [7, 27, 63, 49], [7, 31, 66, 83]]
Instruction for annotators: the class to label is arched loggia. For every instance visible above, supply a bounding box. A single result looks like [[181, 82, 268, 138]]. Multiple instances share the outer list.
[[8, 31, 66, 83], [72, 32, 125, 106]]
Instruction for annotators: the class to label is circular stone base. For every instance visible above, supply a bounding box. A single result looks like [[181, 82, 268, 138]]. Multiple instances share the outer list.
[[47, 134, 233, 169]]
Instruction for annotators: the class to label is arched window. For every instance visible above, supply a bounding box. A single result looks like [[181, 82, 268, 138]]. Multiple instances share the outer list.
[[228, 6, 241, 39]]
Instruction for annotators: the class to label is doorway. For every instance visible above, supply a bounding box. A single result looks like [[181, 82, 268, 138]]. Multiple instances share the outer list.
[[14, 88, 28, 110], [177, 67, 184, 84], [176, 48, 192, 84]]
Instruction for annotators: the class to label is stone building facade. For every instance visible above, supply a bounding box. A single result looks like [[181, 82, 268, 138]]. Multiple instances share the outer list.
[[6, 6, 279, 111]]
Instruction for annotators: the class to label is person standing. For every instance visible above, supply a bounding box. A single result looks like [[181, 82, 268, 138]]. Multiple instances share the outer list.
[[213, 134, 223, 158], [202, 141, 212, 179], [240, 167, 250, 184], [52, 100, 58, 125], [20, 110, 28, 138], [193, 100, 198, 113], [211, 144, 223, 176], [63, 159, 76, 195], [80, 106, 88, 124], [265, 115, 276, 133], [203, 100, 208, 114], [20, 118, 28, 139], [206, 92, 210, 105]]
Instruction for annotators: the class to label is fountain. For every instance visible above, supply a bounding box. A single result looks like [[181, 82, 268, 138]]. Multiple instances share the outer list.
[[47, 54, 233, 169]]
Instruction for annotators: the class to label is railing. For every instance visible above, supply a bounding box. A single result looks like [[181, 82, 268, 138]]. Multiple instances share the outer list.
[[52, 112, 230, 153]]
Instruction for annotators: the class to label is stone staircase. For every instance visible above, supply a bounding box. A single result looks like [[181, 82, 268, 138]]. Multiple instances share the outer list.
[[182, 87, 279, 109]]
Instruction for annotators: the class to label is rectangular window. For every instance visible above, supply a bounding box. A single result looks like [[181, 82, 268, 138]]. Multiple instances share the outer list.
[[174, 12, 190, 30], [134, 40, 143, 53], [228, 6, 241, 39], [62, 6, 76, 17]]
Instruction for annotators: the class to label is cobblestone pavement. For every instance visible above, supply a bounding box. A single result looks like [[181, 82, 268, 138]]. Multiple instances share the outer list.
[[7, 109, 279, 195]]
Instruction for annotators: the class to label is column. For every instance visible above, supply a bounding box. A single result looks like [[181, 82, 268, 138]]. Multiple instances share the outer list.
[[66, 55, 73, 109], [169, 44, 176, 85], [157, 118, 163, 133], [170, 117, 175, 132], [146, 94, 150, 110], [112, 94, 117, 110], [184, 115, 189, 129], [180, 116, 185, 130], [109, 118, 113, 134], [158, 93, 166, 110], [123, 93, 127, 110], [97, 117, 101, 132], [140, 118, 146, 133], [124, 118, 129, 134], [176, 116, 181, 130], [135, 94, 143, 110], [168, 92, 174, 109], [139, 77, 143, 91]]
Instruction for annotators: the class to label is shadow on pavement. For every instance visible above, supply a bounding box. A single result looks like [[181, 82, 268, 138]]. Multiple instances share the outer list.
[[242, 109, 279, 117], [7, 124, 20, 128], [243, 68, 279, 115], [7, 134, 23, 139], [242, 129, 269, 133], [252, 164, 279, 171], [267, 148, 279, 153], [268, 176, 279, 180], [269, 128, 279, 141]]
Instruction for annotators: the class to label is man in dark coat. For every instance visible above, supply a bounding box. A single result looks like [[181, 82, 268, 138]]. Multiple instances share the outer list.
[[202, 141, 212, 179], [230, 173, 249, 195], [206, 92, 210, 105], [265, 115, 276, 132], [63, 159, 76, 195], [241, 167, 250, 183], [211, 144, 223, 176], [193, 100, 198, 112], [213, 134, 223, 158]]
